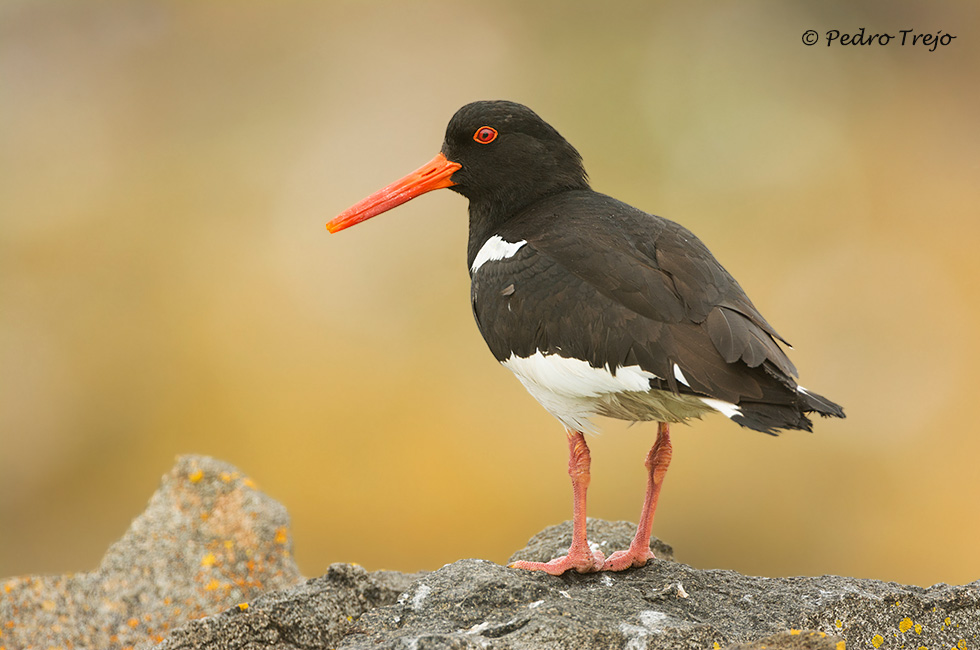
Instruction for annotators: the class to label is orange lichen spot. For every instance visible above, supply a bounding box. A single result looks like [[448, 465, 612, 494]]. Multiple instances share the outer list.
[[790, 629, 801, 635], [243, 477, 256, 488], [835, 642, 845, 650], [200, 512, 209, 521], [127, 617, 139, 629], [163, 597, 171, 606], [224, 540, 234, 550], [274, 527, 289, 545], [237, 602, 249, 612], [204, 579, 221, 591], [3, 583, 10, 594], [871, 634, 884, 648], [898, 617, 913, 633], [189, 469, 204, 483], [220, 472, 232, 482], [41, 600, 56, 612], [201, 552, 217, 567], [3, 622, 12, 629]]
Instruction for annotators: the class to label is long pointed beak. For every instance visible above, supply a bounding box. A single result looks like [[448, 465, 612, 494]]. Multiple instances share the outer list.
[[326, 152, 462, 233]]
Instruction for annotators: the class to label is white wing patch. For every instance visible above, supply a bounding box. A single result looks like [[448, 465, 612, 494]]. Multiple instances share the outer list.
[[698, 397, 742, 420], [672, 364, 690, 387], [470, 235, 527, 273]]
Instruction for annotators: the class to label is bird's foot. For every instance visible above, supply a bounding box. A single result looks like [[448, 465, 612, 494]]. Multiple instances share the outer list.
[[601, 545, 656, 572], [510, 548, 606, 575]]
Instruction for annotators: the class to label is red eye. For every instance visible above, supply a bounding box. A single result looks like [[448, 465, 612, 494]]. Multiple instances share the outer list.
[[473, 126, 498, 144]]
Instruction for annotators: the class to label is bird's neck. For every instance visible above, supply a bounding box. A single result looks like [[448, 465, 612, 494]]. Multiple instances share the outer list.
[[464, 183, 588, 270], [465, 197, 531, 270]]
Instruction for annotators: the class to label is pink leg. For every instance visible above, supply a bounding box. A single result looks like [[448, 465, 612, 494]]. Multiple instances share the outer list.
[[603, 421, 672, 571], [510, 428, 605, 575]]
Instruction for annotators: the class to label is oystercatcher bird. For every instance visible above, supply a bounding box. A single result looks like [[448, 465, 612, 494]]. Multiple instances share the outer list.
[[327, 100, 845, 575]]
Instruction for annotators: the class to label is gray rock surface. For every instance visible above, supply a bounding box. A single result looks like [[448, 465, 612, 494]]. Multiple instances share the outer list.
[[144, 563, 421, 650], [341, 549, 977, 650], [0, 455, 302, 649], [4, 456, 979, 650], [144, 519, 978, 650]]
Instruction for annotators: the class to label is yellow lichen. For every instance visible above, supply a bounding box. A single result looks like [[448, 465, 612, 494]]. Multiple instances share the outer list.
[[220, 472, 232, 482], [871, 634, 884, 648], [914, 623, 922, 634], [237, 603, 249, 612], [790, 629, 801, 635], [957, 640, 967, 650], [835, 642, 846, 650], [274, 527, 289, 545], [189, 469, 204, 483], [899, 617, 914, 633], [835, 619, 844, 629], [201, 552, 217, 567], [712, 643, 721, 650], [204, 579, 221, 591]]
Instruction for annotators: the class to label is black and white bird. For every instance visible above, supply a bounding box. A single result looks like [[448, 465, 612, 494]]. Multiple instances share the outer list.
[[327, 100, 845, 575]]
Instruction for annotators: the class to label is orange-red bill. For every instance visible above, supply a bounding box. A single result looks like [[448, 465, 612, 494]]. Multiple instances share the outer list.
[[326, 152, 462, 233]]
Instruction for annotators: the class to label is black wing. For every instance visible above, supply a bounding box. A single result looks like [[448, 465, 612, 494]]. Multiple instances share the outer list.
[[470, 190, 843, 432]]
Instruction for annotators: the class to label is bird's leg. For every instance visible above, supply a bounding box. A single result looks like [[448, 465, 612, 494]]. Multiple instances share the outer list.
[[510, 428, 604, 575], [603, 421, 672, 571]]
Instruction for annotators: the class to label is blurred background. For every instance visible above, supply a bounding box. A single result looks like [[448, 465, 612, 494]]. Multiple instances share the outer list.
[[2, 1, 978, 588]]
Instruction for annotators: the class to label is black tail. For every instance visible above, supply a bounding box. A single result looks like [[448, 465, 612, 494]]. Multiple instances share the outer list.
[[732, 386, 845, 435]]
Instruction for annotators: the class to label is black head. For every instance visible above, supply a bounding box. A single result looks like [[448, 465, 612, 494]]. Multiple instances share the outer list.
[[442, 101, 589, 214], [326, 100, 588, 235]]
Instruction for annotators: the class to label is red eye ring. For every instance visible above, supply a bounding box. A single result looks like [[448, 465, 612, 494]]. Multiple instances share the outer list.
[[473, 126, 498, 144]]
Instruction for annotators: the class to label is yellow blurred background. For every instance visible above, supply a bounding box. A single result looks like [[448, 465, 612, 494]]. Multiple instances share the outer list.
[[2, 1, 978, 588]]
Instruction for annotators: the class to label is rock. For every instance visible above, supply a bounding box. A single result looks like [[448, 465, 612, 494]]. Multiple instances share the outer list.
[[341, 553, 979, 650], [4, 456, 979, 650], [143, 563, 423, 650], [0, 455, 302, 649], [722, 630, 843, 650]]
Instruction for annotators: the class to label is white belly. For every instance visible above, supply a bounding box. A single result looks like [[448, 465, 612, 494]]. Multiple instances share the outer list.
[[501, 349, 737, 432]]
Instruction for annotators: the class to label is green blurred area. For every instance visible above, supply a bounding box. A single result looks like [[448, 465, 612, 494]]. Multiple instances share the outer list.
[[2, 2, 979, 586]]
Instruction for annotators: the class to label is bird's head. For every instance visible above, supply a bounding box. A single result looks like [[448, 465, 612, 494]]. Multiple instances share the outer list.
[[327, 100, 588, 233]]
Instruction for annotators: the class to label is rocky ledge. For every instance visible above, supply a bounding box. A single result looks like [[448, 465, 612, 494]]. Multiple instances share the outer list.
[[1, 455, 977, 650]]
